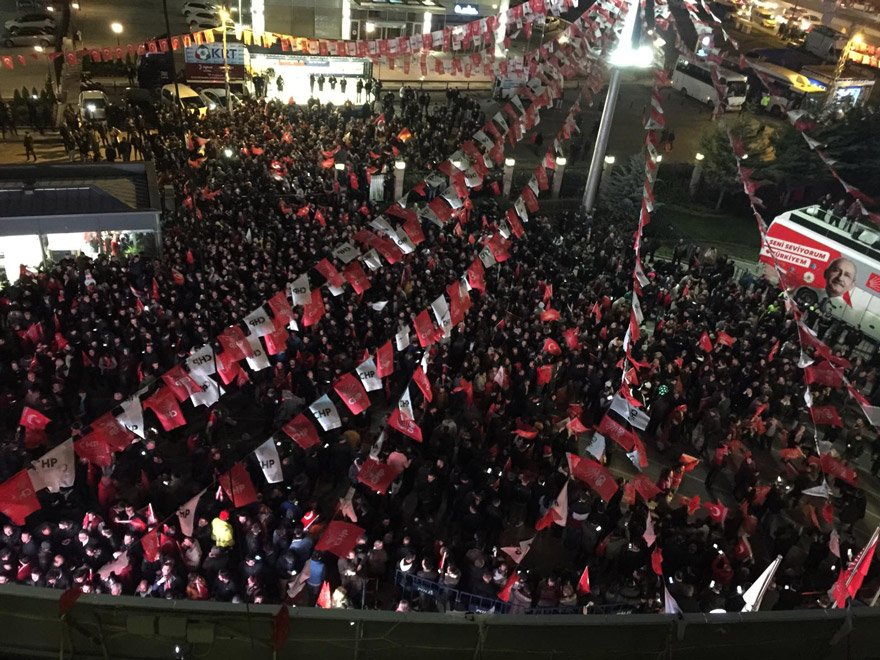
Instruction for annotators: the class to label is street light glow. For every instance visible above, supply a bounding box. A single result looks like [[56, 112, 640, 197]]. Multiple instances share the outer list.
[[223, 148, 234, 157], [33, 45, 44, 53], [504, 158, 516, 167], [608, 0, 654, 68], [555, 156, 567, 166], [111, 22, 123, 34], [334, 162, 346, 171], [365, 21, 376, 33], [695, 152, 705, 161], [394, 160, 406, 170], [604, 155, 616, 165]]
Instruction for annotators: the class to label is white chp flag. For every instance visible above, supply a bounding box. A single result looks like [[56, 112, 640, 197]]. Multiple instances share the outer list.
[[30, 439, 75, 493], [586, 433, 606, 461], [741, 555, 782, 612], [609, 392, 650, 431], [356, 357, 383, 392], [254, 438, 284, 484], [309, 394, 342, 431], [393, 228, 416, 254], [362, 249, 382, 271], [664, 586, 682, 614], [632, 294, 644, 326], [431, 295, 453, 336], [187, 344, 217, 377], [395, 326, 411, 351], [190, 375, 224, 408], [244, 305, 275, 337], [332, 241, 359, 264], [478, 246, 497, 269], [245, 335, 271, 371], [176, 488, 206, 538], [289, 273, 311, 305], [398, 386, 415, 421], [117, 395, 145, 438]]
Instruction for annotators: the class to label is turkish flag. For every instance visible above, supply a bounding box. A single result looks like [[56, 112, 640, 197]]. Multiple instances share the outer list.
[[412, 366, 432, 403], [315, 520, 365, 556], [680, 494, 701, 515], [497, 570, 519, 602], [162, 365, 202, 402], [216, 351, 245, 386], [716, 331, 736, 347], [596, 414, 636, 452], [704, 500, 729, 524], [19, 407, 51, 448], [651, 547, 664, 575], [343, 261, 371, 295], [632, 474, 662, 502], [316, 581, 332, 608], [143, 387, 186, 431], [333, 373, 371, 415], [141, 529, 160, 562], [376, 341, 394, 378], [357, 458, 403, 493], [570, 455, 619, 503], [698, 331, 713, 353], [388, 408, 423, 442], [302, 288, 325, 327], [577, 565, 591, 594], [282, 414, 320, 451], [0, 470, 40, 524], [536, 364, 554, 386], [467, 258, 486, 291], [543, 338, 562, 355], [563, 327, 580, 351], [90, 412, 135, 452], [315, 258, 344, 288], [220, 462, 259, 508]]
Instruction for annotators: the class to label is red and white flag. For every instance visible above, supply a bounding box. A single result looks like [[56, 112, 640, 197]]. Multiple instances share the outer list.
[[535, 482, 568, 531], [333, 373, 371, 415], [281, 414, 320, 451], [832, 526, 879, 607], [19, 407, 50, 448], [577, 564, 591, 595], [0, 470, 40, 524], [29, 439, 75, 493], [176, 489, 206, 537], [219, 462, 258, 508], [315, 520, 365, 557]]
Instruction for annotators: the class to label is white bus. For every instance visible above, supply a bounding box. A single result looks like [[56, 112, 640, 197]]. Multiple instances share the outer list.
[[671, 57, 749, 110], [746, 59, 826, 116], [761, 206, 880, 342]]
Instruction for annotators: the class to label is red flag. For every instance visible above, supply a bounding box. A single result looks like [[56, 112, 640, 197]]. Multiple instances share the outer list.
[[315, 258, 345, 288], [542, 338, 562, 355], [282, 414, 320, 451], [302, 289, 325, 327], [651, 547, 664, 575], [563, 327, 580, 351], [19, 407, 50, 448], [357, 458, 403, 493], [819, 454, 858, 486], [376, 341, 394, 378], [596, 414, 636, 452], [90, 412, 135, 453], [566, 417, 590, 435], [58, 586, 83, 617], [768, 340, 780, 362], [216, 351, 245, 386], [141, 529, 160, 562], [74, 432, 113, 467], [388, 408, 423, 442], [396, 127, 413, 141], [716, 331, 736, 347], [680, 494, 701, 515], [540, 307, 561, 322], [143, 387, 186, 431], [452, 379, 474, 405], [0, 470, 40, 525], [467, 258, 486, 291], [704, 500, 729, 524], [268, 291, 294, 327], [316, 581, 332, 608], [570, 455, 619, 503], [535, 482, 568, 531], [414, 310, 438, 348], [498, 570, 519, 602], [333, 373, 371, 415], [218, 326, 248, 360], [219, 462, 258, 508], [804, 363, 844, 388], [536, 364, 554, 386], [343, 261, 371, 295], [631, 474, 662, 502], [315, 520, 365, 556], [577, 565, 591, 594], [810, 405, 843, 428], [698, 331, 713, 353], [679, 454, 700, 472], [162, 365, 202, 402], [412, 366, 432, 402]]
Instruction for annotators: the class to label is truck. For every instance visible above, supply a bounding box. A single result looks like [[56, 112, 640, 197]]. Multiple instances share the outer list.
[[804, 25, 848, 61]]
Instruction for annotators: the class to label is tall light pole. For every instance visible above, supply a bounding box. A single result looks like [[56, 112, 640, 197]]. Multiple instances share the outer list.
[[220, 7, 232, 112], [161, 0, 179, 103], [110, 21, 123, 46], [581, 0, 654, 214]]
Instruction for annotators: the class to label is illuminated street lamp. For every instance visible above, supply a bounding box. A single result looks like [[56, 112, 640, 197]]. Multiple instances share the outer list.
[[582, 0, 654, 213], [219, 8, 232, 112], [110, 22, 123, 46], [394, 160, 406, 199], [690, 152, 705, 197], [551, 155, 567, 199], [502, 157, 516, 197]]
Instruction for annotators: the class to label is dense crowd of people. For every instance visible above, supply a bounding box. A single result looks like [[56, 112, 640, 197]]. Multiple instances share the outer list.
[[0, 81, 878, 616]]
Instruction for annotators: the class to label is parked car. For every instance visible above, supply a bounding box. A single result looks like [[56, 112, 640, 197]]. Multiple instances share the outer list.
[[3, 26, 53, 47], [187, 11, 220, 29], [4, 13, 56, 32], [15, 0, 62, 10], [79, 89, 109, 122], [160, 83, 207, 118], [182, 2, 219, 16], [198, 87, 241, 111]]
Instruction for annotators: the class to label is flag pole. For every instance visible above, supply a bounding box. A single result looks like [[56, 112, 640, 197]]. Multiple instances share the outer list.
[[845, 525, 880, 592]]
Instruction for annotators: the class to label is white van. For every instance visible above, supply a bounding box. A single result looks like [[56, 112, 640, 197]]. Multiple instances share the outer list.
[[160, 83, 207, 118]]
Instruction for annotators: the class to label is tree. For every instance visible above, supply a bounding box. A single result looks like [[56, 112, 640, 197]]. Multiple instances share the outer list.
[[597, 154, 655, 223], [812, 106, 880, 198], [752, 122, 827, 206], [697, 113, 765, 210]]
